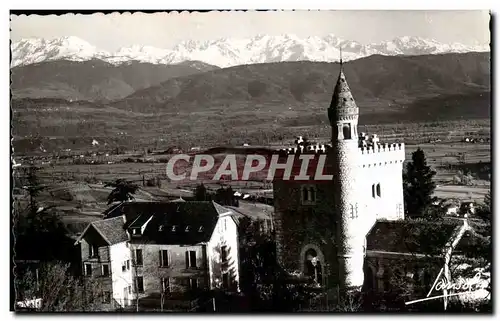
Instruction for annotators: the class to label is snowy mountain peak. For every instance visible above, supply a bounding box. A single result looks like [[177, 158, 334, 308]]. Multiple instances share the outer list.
[[11, 36, 108, 67], [11, 35, 489, 68]]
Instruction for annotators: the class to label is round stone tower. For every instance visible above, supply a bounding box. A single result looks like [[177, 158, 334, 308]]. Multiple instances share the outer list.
[[327, 61, 365, 291]]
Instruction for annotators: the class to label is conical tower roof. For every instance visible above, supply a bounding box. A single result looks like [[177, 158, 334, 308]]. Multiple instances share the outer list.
[[328, 64, 359, 123]]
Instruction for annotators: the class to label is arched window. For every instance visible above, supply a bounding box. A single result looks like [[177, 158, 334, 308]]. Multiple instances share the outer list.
[[376, 183, 381, 197], [342, 123, 352, 140], [304, 249, 322, 285], [363, 265, 375, 291], [372, 184, 376, 198]]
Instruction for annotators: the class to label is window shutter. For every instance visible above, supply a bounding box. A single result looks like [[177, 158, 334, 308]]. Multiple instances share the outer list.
[[185, 251, 189, 269]]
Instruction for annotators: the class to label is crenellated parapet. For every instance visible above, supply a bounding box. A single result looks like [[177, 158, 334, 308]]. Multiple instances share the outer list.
[[358, 142, 405, 168], [359, 142, 405, 154]]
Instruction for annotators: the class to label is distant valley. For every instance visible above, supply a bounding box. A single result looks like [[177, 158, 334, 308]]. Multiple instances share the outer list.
[[11, 52, 491, 154]]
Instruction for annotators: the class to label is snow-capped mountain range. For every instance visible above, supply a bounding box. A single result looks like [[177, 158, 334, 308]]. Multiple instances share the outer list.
[[11, 35, 490, 68]]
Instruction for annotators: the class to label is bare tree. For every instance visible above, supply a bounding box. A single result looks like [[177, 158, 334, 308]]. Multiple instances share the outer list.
[[15, 261, 105, 312], [334, 292, 363, 312]]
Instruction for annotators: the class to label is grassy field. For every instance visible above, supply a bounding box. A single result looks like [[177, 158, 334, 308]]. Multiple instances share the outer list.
[[13, 119, 490, 235]]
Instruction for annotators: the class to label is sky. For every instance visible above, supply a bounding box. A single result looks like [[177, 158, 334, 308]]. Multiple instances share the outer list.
[[10, 10, 490, 51]]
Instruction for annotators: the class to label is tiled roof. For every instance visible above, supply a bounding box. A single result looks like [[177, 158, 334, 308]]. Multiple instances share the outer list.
[[102, 202, 123, 218], [139, 201, 223, 245], [90, 216, 128, 245], [87, 201, 234, 245], [366, 219, 463, 255], [226, 201, 273, 221]]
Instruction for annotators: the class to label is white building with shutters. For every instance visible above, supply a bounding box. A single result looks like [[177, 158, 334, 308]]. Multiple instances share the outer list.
[[75, 201, 240, 310]]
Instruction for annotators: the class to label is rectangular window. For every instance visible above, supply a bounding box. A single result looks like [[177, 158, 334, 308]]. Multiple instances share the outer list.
[[159, 250, 169, 267], [128, 286, 132, 294], [372, 184, 376, 198], [224, 219, 227, 231], [102, 264, 110, 277], [135, 249, 143, 266], [121, 262, 126, 272], [376, 183, 381, 197], [161, 277, 170, 293], [103, 291, 111, 304], [89, 244, 98, 258], [221, 246, 228, 262], [136, 276, 144, 293], [301, 186, 316, 205], [302, 187, 309, 202], [222, 273, 229, 289], [126, 260, 130, 270], [189, 278, 198, 291], [185, 250, 197, 268], [84, 263, 92, 276]]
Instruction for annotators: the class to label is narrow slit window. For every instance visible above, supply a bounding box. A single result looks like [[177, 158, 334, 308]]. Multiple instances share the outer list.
[[309, 188, 316, 202]]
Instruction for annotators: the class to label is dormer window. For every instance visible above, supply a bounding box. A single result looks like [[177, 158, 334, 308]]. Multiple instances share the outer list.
[[158, 225, 164, 232], [132, 228, 139, 235], [185, 226, 190, 232], [172, 225, 177, 232], [198, 226, 204, 233]]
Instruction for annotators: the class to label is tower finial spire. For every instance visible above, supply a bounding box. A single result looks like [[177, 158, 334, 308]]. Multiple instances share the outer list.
[[339, 46, 343, 67]]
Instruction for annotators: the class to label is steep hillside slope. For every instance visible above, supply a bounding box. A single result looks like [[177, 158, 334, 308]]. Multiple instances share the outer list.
[[10, 59, 219, 101], [113, 52, 490, 118]]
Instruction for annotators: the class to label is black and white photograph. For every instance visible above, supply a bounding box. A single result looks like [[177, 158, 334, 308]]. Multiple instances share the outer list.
[[9, 9, 492, 313]]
